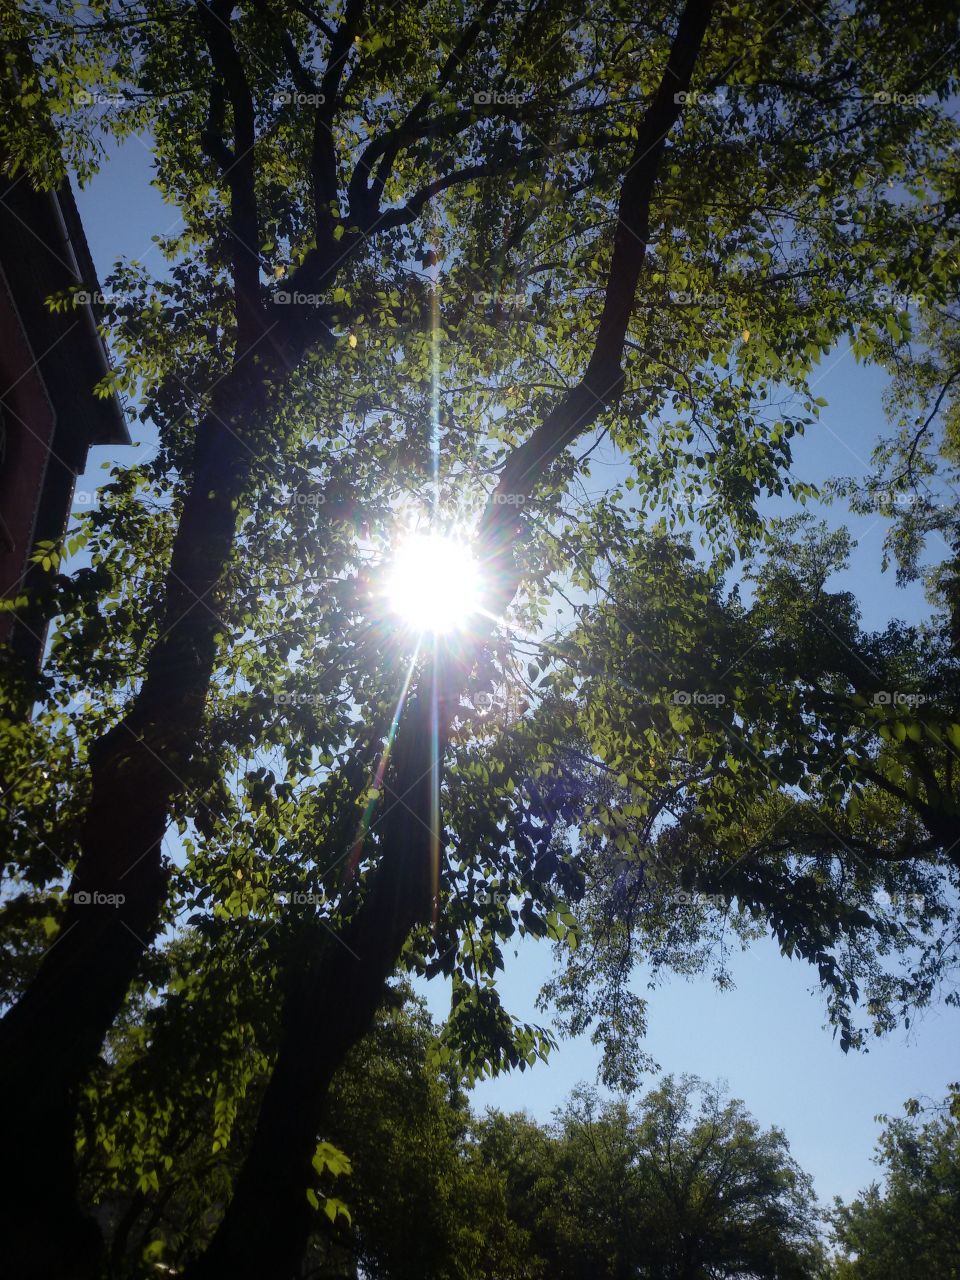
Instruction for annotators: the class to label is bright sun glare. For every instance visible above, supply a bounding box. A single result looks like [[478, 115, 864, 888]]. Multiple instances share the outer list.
[[386, 533, 481, 635]]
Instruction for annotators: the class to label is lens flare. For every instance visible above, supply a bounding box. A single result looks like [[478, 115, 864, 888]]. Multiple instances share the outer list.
[[386, 533, 480, 634]]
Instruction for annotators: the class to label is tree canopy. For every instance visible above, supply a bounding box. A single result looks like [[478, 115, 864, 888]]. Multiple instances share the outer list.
[[531, 515, 960, 1083], [1, 0, 959, 1277], [478, 1076, 826, 1280], [831, 1087, 960, 1279], [79, 981, 829, 1280]]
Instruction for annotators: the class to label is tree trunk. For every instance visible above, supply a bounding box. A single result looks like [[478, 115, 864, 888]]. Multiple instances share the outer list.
[[185, 677, 443, 1280], [0, 356, 281, 1279]]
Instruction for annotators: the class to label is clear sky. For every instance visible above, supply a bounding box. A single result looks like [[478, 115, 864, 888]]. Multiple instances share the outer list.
[[72, 135, 959, 1212]]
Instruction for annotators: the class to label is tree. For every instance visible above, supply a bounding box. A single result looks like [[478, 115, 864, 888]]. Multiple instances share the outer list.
[[84, 986, 827, 1280], [1, 0, 959, 1275], [80, 979, 530, 1278], [830, 1087, 960, 1279], [830, 288, 960, 639], [476, 1077, 826, 1279], [532, 517, 960, 1084]]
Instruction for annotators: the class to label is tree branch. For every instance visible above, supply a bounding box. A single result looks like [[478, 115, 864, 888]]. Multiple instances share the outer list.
[[197, 0, 266, 349], [288, 0, 336, 41], [310, 0, 364, 244], [903, 364, 960, 478], [348, 0, 499, 221], [187, 5, 716, 1274], [484, 0, 716, 564], [369, 154, 534, 232]]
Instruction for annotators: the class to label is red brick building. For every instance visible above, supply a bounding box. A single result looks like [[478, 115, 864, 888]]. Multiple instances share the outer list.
[[0, 166, 129, 672]]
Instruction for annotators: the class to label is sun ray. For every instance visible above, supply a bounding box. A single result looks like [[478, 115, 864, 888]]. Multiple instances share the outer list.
[[430, 277, 441, 515], [346, 637, 421, 879], [430, 634, 441, 925]]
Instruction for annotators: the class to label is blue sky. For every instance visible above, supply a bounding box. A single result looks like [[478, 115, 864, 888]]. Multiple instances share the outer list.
[[72, 135, 958, 1212]]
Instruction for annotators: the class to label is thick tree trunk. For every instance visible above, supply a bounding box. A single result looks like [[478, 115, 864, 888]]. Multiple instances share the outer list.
[[184, 1, 715, 1272], [184, 675, 442, 1274], [185, 678, 443, 1280], [0, 358, 281, 1279]]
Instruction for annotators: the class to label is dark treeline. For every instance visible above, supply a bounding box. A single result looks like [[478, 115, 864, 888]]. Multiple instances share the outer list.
[[81, 991, 960, 1280]]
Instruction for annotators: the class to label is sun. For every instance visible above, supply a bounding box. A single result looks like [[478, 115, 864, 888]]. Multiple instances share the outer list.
[[386, 532, 481, 634]]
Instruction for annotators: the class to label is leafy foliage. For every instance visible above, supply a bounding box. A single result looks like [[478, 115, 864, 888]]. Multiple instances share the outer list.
[[81, 985, 827, 1280], [830, 1087, 960, 1279], [525, 517, 960, 1078], [81, 985, 532, 1278], [1, 0, 960, 1273], [476, 1076, 827, 1280]]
